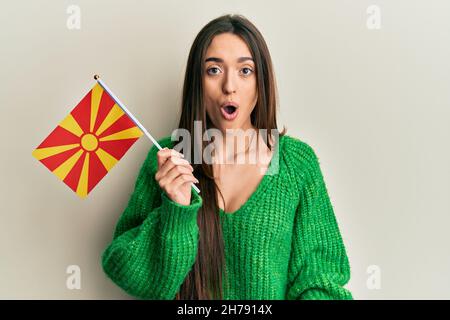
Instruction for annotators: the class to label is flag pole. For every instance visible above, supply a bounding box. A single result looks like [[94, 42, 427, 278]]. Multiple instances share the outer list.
[[93, 75, 200, 194]]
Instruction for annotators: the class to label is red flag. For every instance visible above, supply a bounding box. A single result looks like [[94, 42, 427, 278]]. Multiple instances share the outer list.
[[32, 83, 143, 198]]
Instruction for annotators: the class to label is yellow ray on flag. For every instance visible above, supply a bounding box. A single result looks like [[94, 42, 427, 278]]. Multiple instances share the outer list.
[[95, 148, 118, 172], [59, 114, 84, 137], [76, 153, 90, 198], [99, 127, 143, 142], [32, 143, 80, 161], [53, 148, 85, 181], [90, 83, 103, 133], [95, 104, 124, 136]]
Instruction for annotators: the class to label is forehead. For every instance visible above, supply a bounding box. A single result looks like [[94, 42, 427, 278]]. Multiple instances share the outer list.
[[205, 33, 253, 60]]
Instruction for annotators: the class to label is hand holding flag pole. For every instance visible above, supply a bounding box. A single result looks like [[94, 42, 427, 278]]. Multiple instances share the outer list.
[[94, 75, 200, 194]]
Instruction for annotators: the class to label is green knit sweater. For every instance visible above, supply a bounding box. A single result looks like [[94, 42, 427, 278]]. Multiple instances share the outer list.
[[101, 134, 353, 300]]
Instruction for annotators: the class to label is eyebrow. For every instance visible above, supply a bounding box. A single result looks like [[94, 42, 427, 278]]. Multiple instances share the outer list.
[[205, 57, 254, 63]]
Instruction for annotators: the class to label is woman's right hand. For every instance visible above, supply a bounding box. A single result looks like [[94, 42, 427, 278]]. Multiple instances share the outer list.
[[155, 148, 199, 206]]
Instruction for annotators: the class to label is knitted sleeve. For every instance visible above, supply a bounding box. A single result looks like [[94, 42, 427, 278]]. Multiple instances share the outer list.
[[286, 145, 353, 300], [101, 141, 202, 300]]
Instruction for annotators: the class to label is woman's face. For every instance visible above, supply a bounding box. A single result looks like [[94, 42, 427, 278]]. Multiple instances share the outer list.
[[203, 33, 257, 134]]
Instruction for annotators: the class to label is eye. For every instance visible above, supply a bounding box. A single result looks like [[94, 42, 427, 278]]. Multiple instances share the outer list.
[[241, 67, 254, 76], [207, 67, 221, 75]]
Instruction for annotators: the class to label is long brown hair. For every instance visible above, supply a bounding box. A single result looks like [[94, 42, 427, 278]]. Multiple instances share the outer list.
[[173, 14, 286, 300]]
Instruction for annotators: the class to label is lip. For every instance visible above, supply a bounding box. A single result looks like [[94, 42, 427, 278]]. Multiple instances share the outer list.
[[220, 101, 239, 121], [220, 101, 240, 109]]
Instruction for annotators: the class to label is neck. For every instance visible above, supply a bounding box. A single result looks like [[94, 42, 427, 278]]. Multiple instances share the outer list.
[[212, 128, 260, 165]]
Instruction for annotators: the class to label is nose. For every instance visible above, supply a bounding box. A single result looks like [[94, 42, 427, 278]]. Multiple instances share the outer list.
[[222, 70, 237, 95]]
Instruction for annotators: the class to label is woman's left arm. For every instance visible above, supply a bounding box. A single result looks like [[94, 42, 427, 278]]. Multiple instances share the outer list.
[[285, 146, 353, 300]]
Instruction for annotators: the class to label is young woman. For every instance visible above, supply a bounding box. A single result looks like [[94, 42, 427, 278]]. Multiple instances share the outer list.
[[102, 14, 353, 300]]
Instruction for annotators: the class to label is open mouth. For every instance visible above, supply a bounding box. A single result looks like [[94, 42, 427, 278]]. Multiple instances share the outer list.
[[220, 104, 239, 120], [223, 105, 237, 114]]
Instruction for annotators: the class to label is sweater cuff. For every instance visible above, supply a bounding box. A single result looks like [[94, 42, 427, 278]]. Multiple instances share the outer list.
[[159, 189, 203, 232]]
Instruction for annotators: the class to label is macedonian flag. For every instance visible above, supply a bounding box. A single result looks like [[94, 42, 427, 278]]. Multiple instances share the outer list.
[[32, 83, 143, 198]]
